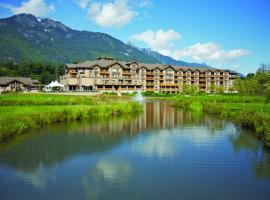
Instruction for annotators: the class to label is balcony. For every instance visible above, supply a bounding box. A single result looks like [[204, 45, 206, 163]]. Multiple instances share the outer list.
[[67, 78, 79, 86], [160, 83, 177, 87], [146, 88, 154, 92], [100, 70, 109, 74], [146, 83, 154, 86], [111, 72, 121, 75], [146, 77, 154, 80]]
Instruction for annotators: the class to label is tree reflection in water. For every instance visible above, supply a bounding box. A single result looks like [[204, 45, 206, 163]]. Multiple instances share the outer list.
[[230, 129, 270, 179]]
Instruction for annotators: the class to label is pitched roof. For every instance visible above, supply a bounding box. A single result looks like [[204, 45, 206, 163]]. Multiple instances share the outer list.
[[0, 77, 34, 86], [65, 59, 238, 74]]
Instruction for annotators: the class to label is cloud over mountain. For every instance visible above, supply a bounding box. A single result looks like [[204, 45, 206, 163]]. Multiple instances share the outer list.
[[87, 0, 137, 28], [0, 0, 55, 17], [172, 42, 250, 64], [132, 29, 250, 66], [131, 29, 182, 56]]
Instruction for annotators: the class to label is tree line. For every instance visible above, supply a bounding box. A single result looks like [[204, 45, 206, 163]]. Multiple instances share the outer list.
[[0, 61, 65, 84], [236, 64, 270, 98]]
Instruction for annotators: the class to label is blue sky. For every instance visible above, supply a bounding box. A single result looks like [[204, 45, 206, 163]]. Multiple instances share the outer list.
[[0, 0, 269, 74]]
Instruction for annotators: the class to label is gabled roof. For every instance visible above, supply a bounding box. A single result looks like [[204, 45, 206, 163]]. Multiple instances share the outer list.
[[0, 77, 33, 86], [163, 65, 176, 71], [108, 61, 129, 69], [127, 61, 139, 65], [65, 58, 239, 75]]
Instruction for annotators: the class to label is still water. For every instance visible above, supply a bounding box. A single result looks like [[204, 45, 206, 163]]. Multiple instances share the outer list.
[[0, 101, 270, 200]]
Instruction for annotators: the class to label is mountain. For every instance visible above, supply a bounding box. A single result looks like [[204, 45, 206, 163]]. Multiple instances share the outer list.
[[0, 14, 159, 63], [0, 14, 209, 68]]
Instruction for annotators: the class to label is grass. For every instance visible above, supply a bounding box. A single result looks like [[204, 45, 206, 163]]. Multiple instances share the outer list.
[[173, 95, 270, 147], [142, 91, 174, 97], [0, 94, 96, 106], [0, 94, 142, 141]]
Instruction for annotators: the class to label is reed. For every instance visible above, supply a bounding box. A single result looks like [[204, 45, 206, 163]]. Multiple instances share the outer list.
[[0, 94, 142, 141], [173, 95, 270, 147]]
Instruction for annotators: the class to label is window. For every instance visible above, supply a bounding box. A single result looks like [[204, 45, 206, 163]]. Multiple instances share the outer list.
[[111, 68, 118, 72]]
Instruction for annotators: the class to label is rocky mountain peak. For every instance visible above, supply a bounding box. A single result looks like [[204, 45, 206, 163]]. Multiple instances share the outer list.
[[6, 13, 40, 27], [40, 18, 71, 32]]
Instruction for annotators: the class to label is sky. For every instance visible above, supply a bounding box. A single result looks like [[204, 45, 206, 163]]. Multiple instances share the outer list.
[[0, 0, 269, 74]]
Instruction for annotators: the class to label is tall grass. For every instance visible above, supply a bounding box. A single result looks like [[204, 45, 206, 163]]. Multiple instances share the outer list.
[[173, 95, 270, 147], [0, 94, 142, 141], [173, 95, 266, 103], [0, 94, 95, 106]]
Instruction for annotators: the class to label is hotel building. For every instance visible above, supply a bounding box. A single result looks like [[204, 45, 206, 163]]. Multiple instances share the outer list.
[[60, 57, 239, 93]]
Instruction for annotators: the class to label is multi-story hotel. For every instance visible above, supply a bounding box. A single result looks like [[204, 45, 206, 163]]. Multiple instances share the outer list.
[[60, 57, 239, 93]]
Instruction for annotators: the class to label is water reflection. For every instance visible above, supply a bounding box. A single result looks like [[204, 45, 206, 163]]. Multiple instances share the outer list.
[[92, 158, 132, 183], [16, 164, 53, 188], [0, 102, 226, 171], [81, 157, 133, 200], [0, 101, 269, 200], [230, 130, 270, 180], [131, 132, 178, 158]]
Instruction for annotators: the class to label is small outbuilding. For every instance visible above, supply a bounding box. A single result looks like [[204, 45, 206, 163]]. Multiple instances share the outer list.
[[0, 77, 37, 93]]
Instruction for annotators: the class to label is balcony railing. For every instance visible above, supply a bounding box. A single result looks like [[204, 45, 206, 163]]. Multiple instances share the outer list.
[[111, 72, 121, 75], [100, 71, 109, 74], [160, 83, 177, 87]]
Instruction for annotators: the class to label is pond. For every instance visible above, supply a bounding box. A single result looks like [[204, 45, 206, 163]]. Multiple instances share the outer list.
[[0, 101, 270, 200]]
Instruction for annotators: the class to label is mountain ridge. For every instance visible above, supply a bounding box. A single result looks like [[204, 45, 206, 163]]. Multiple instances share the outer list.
[[0, 13, 210, 68]]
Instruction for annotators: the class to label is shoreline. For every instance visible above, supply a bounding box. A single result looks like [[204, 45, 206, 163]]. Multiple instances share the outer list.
[[172, 95, 270, 148]]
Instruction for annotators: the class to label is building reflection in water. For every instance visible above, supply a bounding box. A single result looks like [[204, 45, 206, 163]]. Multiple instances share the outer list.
[[0, 101, 270, 196], [0, 101, 232, 173], [73, 101, 226, 137]]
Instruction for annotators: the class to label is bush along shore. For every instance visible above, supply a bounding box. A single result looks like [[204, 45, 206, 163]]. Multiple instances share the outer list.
[[173, 95, 270, 148], [0, 94, 142, 141]]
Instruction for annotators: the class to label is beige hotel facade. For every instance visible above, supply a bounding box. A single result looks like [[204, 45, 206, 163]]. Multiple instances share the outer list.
[[60, 57, 239, 93]]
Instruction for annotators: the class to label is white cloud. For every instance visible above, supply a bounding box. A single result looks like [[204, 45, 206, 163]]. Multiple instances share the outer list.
[[138, 0, 153, 8], [132, 29, 250, 65], [172, 42, 250, 64], [87, 0, 137, 28], [0, 0, 55, 17], [75, 0, 89, 10], [131, 29, 182, 56]]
